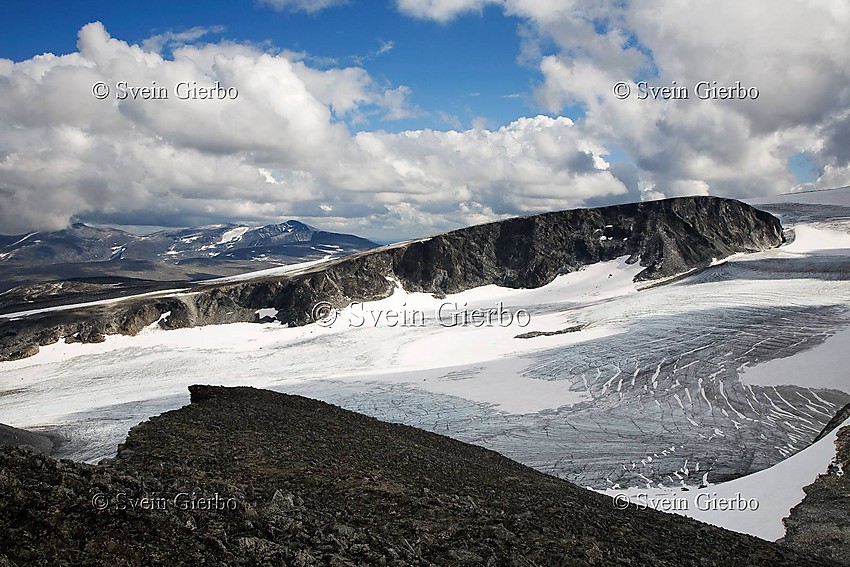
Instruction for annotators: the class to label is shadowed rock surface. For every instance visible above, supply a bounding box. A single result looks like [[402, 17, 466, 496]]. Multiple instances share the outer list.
[[813, 402, 850, 443], [0, 423, 55, 455], [0, 196, 782, 361], [0, 385, 837, 566], [781, 425, 850, 565]]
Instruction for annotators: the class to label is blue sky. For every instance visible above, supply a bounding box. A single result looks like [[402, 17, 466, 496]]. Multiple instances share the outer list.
[[0, 1, 552, 133], [0, 1, 844, 239]]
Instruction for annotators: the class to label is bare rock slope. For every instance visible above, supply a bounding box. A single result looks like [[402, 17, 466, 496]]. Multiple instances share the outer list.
[[0, 423, 56, 455], [781, 425, 850, 565]]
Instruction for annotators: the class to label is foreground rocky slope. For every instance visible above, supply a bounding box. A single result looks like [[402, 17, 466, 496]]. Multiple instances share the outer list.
[[0, 385, 836, 566], [0, 196, 782, 361], [781, 425, 850, 565]]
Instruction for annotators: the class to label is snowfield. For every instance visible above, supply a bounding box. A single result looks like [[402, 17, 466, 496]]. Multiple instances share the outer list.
[[0, 287, 191, 320], [197, 256, 334, 285], [740, 326, 850, 391], [603, 417, 849, 541], [216, 226, 250, 246], [1, 190, 849, 540], [747, 186, 850, 208], [782, 225, 850, 256]]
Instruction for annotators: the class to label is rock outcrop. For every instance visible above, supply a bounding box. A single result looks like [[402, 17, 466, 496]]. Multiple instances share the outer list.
[[0, 196, 783, 361], [0, 423, 56, 455], [781, 424, 850, 565], [813, 402, 850, 443], [0, 385, 836, 566]]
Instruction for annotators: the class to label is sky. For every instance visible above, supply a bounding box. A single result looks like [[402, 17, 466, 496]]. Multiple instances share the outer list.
[[0, 1, 849, 241]]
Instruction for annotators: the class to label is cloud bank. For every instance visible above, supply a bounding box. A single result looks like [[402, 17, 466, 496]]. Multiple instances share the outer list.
[[399, 0, 850, 201], [0, 22, 623, 239]]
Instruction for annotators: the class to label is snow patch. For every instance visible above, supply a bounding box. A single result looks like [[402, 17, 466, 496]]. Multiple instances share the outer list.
[[198, 257, 334, 285], [8, 232, 39, 247], [740, 325, 850, 392], [783, 225, 850, 256], [747, 186, 850, 207], [256, 308, 277, 321], [217, 226, 250, 245], [0, 289, 190, 320]]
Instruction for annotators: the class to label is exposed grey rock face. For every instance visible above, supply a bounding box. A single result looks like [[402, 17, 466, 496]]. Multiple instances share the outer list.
[[0, 196, 783, 362], [388, 195, 781, 292], [0, 385, 838, 566], [0, 423, 56, 455], [781, 425, 850, 565]]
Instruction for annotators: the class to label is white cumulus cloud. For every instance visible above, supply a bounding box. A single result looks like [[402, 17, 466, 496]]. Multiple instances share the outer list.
[[0, 22, 624, 241], [260, 0, 348, 14], [398, 0, 850, 198]]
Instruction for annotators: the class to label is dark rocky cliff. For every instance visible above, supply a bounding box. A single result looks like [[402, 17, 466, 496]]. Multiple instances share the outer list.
[[781, 424, 850, 565], [812, 402, 850, 443], [0, 385, 836, 566], [389, 195, 781, 291], [0, 196, 783, 361]]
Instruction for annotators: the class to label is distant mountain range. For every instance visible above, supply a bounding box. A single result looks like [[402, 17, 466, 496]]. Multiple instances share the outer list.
[[0, 221, 378, 292]]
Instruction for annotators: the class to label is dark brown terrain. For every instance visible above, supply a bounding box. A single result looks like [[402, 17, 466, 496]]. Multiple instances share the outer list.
[[782, 424, 850, 565], [0, 423, 56, 455]]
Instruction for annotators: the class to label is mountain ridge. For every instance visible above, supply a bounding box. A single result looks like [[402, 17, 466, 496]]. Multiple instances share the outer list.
[[0, 220, 378, 293], [0, 196, 783, 361]]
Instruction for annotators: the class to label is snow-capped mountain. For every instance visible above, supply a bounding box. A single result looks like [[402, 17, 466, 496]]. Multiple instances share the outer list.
[[120, 220, 372, 262], [0, 223, 138, 265], [0, 221, 377, 292]]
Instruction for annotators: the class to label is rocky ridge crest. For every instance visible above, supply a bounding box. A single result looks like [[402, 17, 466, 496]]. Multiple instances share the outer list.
[[0, 196, 783, 361]]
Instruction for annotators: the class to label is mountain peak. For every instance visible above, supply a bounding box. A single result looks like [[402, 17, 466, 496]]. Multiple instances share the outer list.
[[283, 219, 312, 230]]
